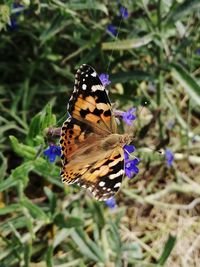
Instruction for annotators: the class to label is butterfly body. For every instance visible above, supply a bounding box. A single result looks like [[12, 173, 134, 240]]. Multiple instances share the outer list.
[[60, 64, 130, 200]]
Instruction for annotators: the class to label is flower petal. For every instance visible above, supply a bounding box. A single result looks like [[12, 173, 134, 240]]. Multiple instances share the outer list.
[[165, 149, 174, 167], [119, 6, 129, 19], [99, 73, 111, 86], [105, 197, 116, 209], [107, 24, 117, 36], [44, 145, 61, 163]]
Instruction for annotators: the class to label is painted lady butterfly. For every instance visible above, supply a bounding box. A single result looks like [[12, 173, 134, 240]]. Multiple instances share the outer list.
[[60, 64, 132, 200]]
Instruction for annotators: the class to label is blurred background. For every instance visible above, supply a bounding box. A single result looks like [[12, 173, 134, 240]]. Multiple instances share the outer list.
[[1, 0, 200, 266]]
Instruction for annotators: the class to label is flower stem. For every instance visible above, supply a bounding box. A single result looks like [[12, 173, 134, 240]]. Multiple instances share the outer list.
[[156, 0, 164, 139]]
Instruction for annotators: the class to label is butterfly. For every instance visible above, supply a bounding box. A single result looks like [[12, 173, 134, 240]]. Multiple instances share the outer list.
[[60, 64, 132, 201]]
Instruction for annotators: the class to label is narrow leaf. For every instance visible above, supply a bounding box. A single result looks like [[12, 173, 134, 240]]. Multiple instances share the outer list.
[[110, 70, 154, 84], [54, 214, 84, 228], [0, 204, 21, 215], [166, 0, 200, 22], [171, 63, 200, 106], [9, 136, 36, 160], [157, 235, 176, 265], [21, 198, 49, 221], [102, 34, 153, 50]]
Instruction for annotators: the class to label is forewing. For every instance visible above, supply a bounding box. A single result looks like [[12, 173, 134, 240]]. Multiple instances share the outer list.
[[67, 64, 117, 134]]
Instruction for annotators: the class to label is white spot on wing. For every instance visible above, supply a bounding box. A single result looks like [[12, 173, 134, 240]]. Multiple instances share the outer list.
[[99, 181, 105, 187], [82, 84, 87, 90], [91, 72, 97, 77], [114, 182, 121, 188], [91, 85, 105, 92], [109, 169, 124, 180]]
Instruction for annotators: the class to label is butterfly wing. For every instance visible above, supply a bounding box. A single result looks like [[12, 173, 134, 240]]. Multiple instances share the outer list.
[[79, 146, 124, 200], [67, 64, 117, 135], [60, 64, 124, 199], [61, 143, 125, 200]]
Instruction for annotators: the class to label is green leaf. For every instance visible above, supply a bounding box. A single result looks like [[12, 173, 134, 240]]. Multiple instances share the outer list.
[[88, 201, 105, 228], [44, 187, 57, 215], [26, 100, 56, 145], [157, 235, 176, 265], [166, 0, 200, 23], [108, 221, 122, 253], [0, 204, 21, 215], [9, 136, 36, 160], [66, 2, 108, 14], [54, 214, 84, 228], [33, 158, 62, 187], [23, 243, 32, 267], [40, 100, 56, 132], [0, 5, 10, 31], [102, 34, 153, 50], [26, 113, 42, 145], [0, 152, 7, 179], [21, 198, 49, 222], [11, 161, 35, 187], [110, 70, 154, 84], [40, 14, 70, 44], [71, 228, 105, 263], [0, 176, 17, 192], [171, 63, 200, 106], [46, 244, 54, 267]]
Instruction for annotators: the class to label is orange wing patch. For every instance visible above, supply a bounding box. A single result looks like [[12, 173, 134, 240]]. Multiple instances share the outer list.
[[60, 117, 91, 165]]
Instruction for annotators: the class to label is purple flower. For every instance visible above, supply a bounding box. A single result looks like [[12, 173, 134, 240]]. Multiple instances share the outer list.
[[196, 49, 200, 55], [44, 145, 61, 163], [123, 145, 139, 178], [125, 158, 140, 178], [99, 73, 111, 86], [165, 149, 174, 167], [122, 108, 136, 126], [107, 24, 117, 36], [124, 145, 135, 160], [119, 6, 129, 19], [9, 3, 24, 30], [105, 197, 116, 209]]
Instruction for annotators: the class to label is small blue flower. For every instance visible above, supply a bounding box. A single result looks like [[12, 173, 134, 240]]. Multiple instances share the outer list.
[[165, 149, 174, 167], [122, 108, 136, 126], [196, 49, 200, 55], [105, 197, 116, 209], [123, 145, 139, 178], [125, 158, 140, 178], [44, 145, 61, 163], [9, 3, 24, 30], [124, 145, 135, 160], [99, 73, 111, 86], [119, 6, 129, 19], [107, 24, 117, 36]]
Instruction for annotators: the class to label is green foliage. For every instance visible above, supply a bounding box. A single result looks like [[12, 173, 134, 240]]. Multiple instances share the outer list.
[[0, 0, 200, 266]]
